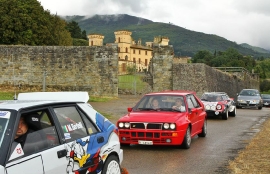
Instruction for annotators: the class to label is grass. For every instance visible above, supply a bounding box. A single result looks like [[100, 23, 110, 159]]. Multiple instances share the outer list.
[[228, 117, 270, 173], [118, 74, 149, 92]]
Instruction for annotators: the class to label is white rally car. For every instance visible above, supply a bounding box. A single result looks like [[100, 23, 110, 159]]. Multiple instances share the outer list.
[[0, 92, 123, 174]]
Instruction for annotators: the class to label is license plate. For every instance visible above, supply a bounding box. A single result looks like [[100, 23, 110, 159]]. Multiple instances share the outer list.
[[264, 103, 269, 105], [138, 140, 153, 145]]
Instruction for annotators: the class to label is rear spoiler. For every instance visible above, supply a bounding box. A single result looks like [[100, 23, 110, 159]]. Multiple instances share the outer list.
[[17, 92, 89, 103]]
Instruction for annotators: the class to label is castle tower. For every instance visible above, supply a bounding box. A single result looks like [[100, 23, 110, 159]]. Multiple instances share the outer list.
[[154, 36, 169, 46], [88, 34, 104, 46], [114, 30, 132, 60]]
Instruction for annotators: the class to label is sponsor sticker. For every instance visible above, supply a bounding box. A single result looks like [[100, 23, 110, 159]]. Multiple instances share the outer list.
[[64, 133, 71, 140], [0, 111, 11, 118]]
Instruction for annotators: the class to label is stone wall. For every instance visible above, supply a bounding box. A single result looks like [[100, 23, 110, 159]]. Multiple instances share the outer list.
[[0, 45, 260, 98], [172, 63, 259, 99], [0, 45, 119, 96]]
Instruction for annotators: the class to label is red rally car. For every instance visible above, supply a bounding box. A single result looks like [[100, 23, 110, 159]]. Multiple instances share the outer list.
[[116, 90, 207, 149]]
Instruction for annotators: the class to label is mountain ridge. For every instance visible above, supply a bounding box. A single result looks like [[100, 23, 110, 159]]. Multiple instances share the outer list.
[[62, 14, 270, 58]]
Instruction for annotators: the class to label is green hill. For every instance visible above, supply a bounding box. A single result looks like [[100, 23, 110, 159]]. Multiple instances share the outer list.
[[62, 14, 270, 58]]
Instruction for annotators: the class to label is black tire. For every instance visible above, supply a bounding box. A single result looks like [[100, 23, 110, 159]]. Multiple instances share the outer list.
[[222, 109, 228, 120], [258, 106, 262, 110], [181, 126, 191, 149], [198, 119, 207, 137], [101, 155, 121, 174], [229, 107, 236, 117]]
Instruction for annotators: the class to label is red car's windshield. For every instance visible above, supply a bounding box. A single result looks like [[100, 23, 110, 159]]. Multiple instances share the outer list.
[[133, 95, 186, 112]]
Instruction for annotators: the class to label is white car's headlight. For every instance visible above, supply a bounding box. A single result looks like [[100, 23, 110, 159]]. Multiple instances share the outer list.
[[216, 104, 222, 110], [210, 105, 216, 110], [205, 105, 210, 110]]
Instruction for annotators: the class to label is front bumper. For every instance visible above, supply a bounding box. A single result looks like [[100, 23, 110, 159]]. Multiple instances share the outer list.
[[205, 110, 225, 116], [236, 101, 261, 108], [118, 129, 185, 145]]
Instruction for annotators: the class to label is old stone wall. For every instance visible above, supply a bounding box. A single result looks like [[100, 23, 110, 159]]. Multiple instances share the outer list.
[[150, 45, 174, 92], [172, 63, 259, 99], [0, 45, 260, 98], [0, 45, 119, 96]]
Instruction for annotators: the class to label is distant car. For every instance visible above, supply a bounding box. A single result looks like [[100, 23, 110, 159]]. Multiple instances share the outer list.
[[261, 94, 270, 107], [236, 89, 263, 109], [0, 92, 123, 174], [201, 92, 236, 120], [116, 90, 207, 149]]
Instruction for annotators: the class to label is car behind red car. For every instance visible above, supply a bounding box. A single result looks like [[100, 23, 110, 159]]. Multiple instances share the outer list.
[[116, 90, 207, 149]]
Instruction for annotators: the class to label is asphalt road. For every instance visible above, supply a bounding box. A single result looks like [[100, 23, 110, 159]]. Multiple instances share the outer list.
[[90, 96, 270, 174]]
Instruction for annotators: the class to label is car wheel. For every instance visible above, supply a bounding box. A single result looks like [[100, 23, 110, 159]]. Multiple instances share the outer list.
[[198, 119, 207, 137], [101, 155, 121, 174], [181, 126, 191, 149], [222, 109, 228, 120], [236, 106, 241, 109], [229, 107, 236, 117], [258, 106, 262, 110]]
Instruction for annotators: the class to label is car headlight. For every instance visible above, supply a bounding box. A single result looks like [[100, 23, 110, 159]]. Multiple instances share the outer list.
[[119, 122, 124, 128], [205, 105, 210, 110], [216, 104, 222, 110], [170, 123, 176, 129], [164, 123, 169, 129], [124, 122, 130, 128], [210, 105, 215, 110]]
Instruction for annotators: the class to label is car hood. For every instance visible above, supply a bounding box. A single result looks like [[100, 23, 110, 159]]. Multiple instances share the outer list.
[[118, 111, 185, 123], [237, 95, 261, 100]]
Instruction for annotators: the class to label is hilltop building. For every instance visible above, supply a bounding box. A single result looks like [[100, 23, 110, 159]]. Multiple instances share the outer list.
[[88, 30, 170, 74]]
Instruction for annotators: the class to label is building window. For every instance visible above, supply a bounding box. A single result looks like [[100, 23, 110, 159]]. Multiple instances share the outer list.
[[91, 41, 93, 46], [133, 58, 136, 63], [133, 49, 135, 54], [126, 47, 128, 53], [139, 50, 141, 55], [139, 58, 141, 64], [118, 37, 120, 43], [145, 51, 147, 55], [145, 59, 148, 66], [118, 47, 120, 53]]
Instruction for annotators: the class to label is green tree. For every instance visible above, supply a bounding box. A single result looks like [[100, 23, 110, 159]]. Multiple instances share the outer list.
[[66, 20, 87, 40], [0, 0, 72, 45]]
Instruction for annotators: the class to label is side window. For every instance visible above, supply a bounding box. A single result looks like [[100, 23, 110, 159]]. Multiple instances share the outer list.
[[79, 110, 99, 134], [187, 97, 195, 109], [54, 106, 88, 142], [190, 95, 200, 108], [187, 95, 200, 109], [12, 109, 60, 159]]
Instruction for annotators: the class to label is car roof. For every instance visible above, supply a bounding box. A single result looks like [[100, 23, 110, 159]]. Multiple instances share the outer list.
[[0, 92, 89, 111], [202, 92, 225, 96], [145, 90, 196, 96]]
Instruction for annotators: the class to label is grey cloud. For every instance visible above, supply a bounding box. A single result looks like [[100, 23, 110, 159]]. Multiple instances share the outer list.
[[233, 0, 270, 15]]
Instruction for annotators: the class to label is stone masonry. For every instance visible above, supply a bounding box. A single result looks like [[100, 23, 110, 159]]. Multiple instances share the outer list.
[[0, 45, 259, 98]]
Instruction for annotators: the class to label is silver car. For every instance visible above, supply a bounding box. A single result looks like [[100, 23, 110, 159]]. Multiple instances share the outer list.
[[236, 89, 263, 109]]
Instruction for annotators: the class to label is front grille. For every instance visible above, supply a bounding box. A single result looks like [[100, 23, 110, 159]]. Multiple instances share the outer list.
[[131, 132, 160, 138], [130, 122, 163, 130]]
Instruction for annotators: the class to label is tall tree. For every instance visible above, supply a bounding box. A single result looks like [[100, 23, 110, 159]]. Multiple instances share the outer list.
[[0, 0, 72, 45]]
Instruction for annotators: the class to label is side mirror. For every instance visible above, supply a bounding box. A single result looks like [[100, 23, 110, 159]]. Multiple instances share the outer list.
[[127, 107, 133, 112], [236, 93, 239, 96]]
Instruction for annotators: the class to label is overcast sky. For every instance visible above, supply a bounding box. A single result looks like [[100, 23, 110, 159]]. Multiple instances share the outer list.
[[38, 0, 270, 50]]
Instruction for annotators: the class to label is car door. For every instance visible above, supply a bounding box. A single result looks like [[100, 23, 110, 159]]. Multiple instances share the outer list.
[[186, 95, 205, 135], [41, 105, 103, 174], [5, 109, 61, 174]]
